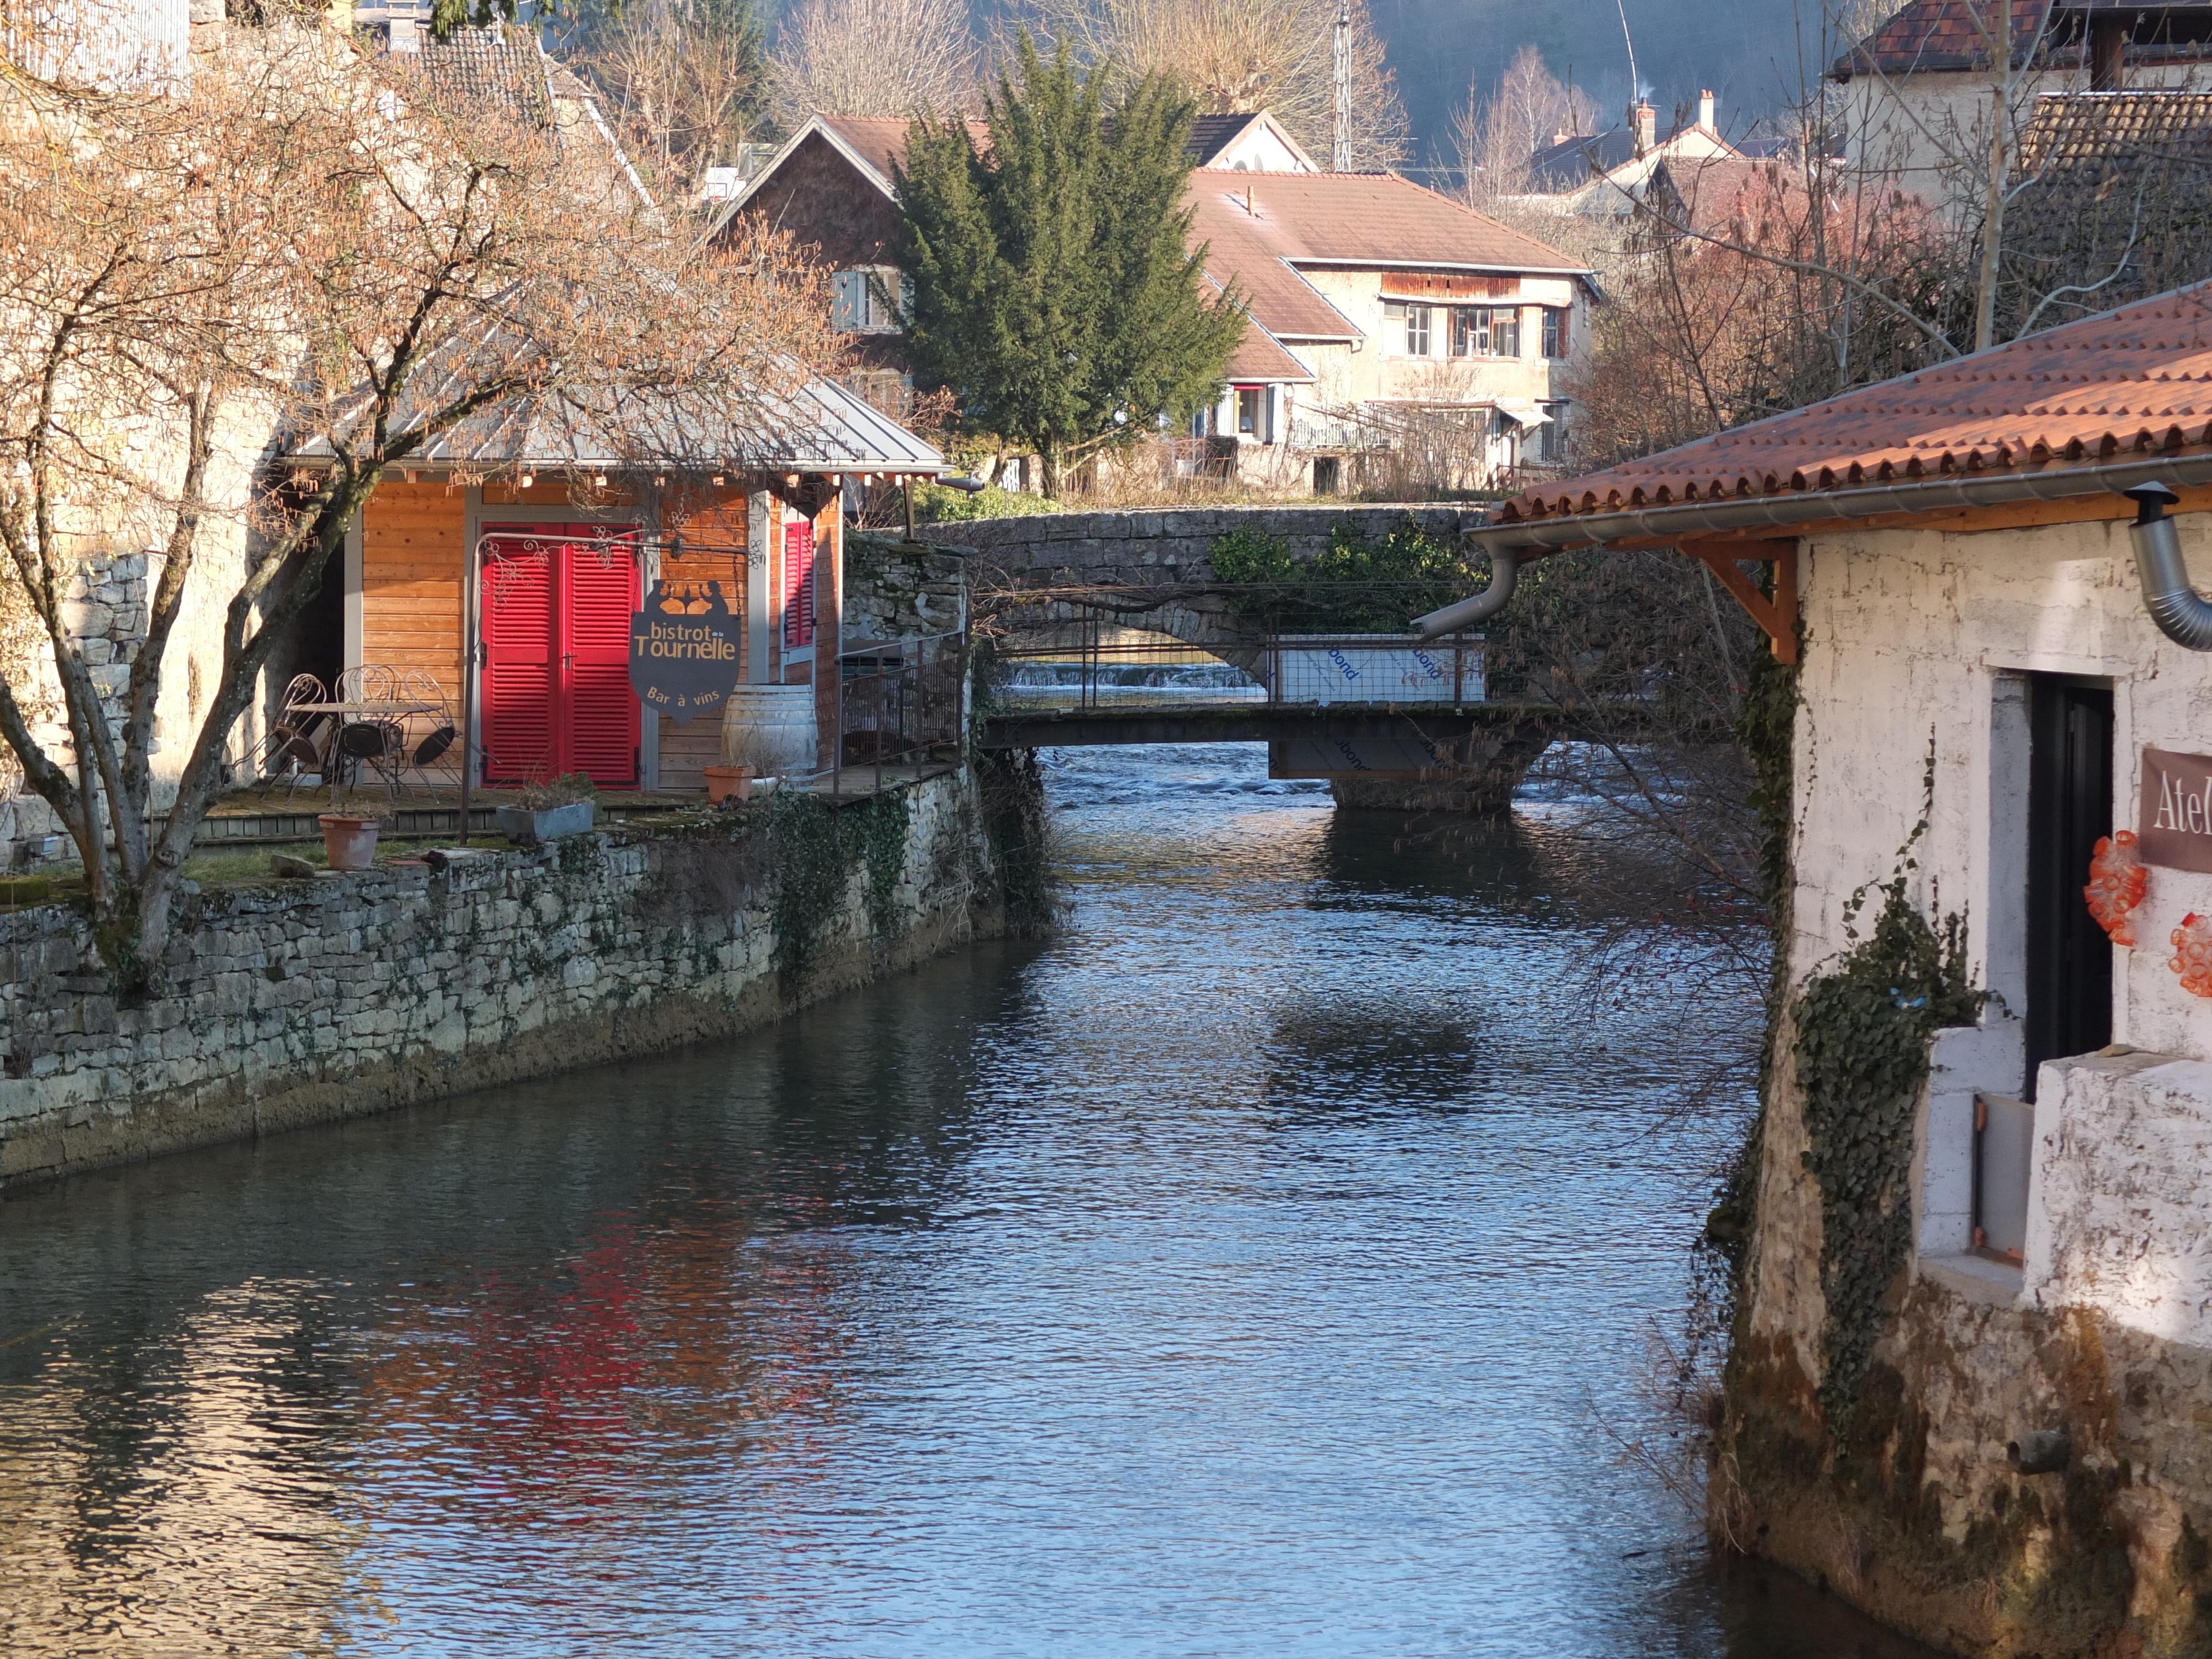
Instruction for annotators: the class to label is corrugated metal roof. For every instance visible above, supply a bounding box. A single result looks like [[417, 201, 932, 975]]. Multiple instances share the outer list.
[[289, 344, 947, 475], [1501, 281, 2212, 523]]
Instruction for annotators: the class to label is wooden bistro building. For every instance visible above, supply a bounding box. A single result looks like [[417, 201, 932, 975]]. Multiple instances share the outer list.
[[283, 376, 947, 797]]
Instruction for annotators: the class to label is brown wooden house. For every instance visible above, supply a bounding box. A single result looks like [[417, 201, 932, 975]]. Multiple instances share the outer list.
[[285, 374, 946, 794]]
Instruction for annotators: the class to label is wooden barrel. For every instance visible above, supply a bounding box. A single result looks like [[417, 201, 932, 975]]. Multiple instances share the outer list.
[[721, 685, 817, 778]]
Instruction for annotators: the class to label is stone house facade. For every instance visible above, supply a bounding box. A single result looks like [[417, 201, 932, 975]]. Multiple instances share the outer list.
[[1484, 279, 2212, 1655]]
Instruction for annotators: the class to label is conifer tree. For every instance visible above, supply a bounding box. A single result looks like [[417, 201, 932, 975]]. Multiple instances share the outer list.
[[894, 39, 1246, 496]]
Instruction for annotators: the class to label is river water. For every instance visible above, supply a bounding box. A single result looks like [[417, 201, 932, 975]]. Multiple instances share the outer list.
[[0, 743, 1937, 1658]]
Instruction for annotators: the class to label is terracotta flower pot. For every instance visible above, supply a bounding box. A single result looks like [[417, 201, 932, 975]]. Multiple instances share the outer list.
[[317, 814, 381, 871], [703, 764, 754, 805]]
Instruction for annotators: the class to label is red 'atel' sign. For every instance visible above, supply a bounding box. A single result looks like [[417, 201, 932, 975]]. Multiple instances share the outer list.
[[782, 518, 815, 650]]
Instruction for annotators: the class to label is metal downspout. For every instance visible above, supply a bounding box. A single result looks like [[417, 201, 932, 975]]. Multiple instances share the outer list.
[[2125, 481, 2212, 650], [1411, 551, 1517, 639]]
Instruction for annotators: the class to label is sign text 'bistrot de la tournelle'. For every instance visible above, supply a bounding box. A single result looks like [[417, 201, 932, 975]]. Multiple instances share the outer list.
[[630, 582, 743, 726]]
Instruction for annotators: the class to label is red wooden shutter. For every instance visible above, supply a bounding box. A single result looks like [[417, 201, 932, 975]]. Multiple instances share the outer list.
[[782, 517, 816, 649], [479, 530, 556, 784], [559, 525, 640, 787]]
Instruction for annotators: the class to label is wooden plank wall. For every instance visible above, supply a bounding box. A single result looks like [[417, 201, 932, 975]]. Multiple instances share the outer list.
[[361, 480, 772, 793], [658, 489, 749, 792], [361, 483, 468, 707]]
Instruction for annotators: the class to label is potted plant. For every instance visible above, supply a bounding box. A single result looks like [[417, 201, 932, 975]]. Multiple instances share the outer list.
[[494, 773, 598, 843], [318, 813, 382, 870], [704, 722, 782, 807], [701, 761, 753, 805]]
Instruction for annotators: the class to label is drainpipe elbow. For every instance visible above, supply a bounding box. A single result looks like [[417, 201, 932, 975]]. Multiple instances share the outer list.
[[1412, 549, 1519, 639], [2126, 482, 2212, 651]]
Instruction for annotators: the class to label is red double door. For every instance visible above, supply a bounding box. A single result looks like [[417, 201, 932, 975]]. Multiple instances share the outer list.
[[479, 524, 640, 787]]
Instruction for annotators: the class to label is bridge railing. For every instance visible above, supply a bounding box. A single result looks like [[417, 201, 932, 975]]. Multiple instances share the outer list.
[[833, 629, 966, 797], [988, 630, 1484, 712]]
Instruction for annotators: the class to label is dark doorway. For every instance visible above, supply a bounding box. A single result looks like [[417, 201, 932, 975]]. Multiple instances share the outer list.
[[2024, 676, 2114, 1095], [264, 541, 345, 711]]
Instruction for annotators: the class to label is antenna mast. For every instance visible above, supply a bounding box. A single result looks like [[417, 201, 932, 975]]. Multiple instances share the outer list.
[[1332, 0, 1350, 171]]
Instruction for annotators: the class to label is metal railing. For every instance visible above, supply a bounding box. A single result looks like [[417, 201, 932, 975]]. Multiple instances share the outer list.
[[988, 631, 1484, 712], [832, 629, 967, 797]]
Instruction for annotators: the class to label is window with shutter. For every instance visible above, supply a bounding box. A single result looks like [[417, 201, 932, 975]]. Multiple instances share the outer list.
[[783, 517, 816, 650], [831, 270, 861, 331]]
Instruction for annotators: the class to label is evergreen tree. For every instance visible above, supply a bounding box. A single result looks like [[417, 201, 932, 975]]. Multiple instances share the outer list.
[[894, 39, 1246, 496]]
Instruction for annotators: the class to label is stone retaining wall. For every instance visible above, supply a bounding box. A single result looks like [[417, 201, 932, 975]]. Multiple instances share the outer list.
[[932, 504, 1477, 579], [0, 771, 999, 1189]]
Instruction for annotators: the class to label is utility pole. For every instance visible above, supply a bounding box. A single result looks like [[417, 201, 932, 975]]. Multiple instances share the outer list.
[[1332, 0, 1350, 172]]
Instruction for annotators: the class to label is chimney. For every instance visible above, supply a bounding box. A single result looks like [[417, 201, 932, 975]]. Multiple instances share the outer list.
[[1634, 101, 1657, 154], [1699, 88, 1715, 130]]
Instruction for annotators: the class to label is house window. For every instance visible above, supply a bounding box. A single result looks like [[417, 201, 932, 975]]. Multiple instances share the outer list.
[[1237, 387, 1264, 437], [1453, 306, 1521, 358], [1537, 399, 1571, 461], [1386, 300, 1432, 356], [831, 267, 905, 333], [1542, 307, 1569, 359]]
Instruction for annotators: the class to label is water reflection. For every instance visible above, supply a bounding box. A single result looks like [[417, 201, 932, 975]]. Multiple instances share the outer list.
[[0, 743, 1936, 1657]]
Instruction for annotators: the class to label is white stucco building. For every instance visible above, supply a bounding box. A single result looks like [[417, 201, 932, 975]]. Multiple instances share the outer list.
[[1485, 278, 2212, 1656]]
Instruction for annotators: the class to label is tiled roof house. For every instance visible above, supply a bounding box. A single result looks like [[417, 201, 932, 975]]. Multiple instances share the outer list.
[[1829, 0, 2212, 207], [1481, 280, 2212, 1656], [721, 112, 1595, 494]]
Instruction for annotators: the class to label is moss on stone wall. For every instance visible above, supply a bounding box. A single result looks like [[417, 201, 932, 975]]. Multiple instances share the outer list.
[[768, 790, 914, 985], [974, 747, 1057, 937]]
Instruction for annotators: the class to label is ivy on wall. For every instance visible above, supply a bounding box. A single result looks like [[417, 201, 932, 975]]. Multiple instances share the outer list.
[[768, 791, 912, 984], [1792, 794, 1984, 1428]]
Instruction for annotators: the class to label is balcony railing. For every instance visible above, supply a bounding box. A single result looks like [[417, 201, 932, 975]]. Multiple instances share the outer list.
[[832, 630, 967, 796]]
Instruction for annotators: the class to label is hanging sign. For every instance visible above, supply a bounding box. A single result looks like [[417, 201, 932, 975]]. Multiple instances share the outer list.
[[783, 518, 816, 650], [629, 580, 743, 726], [2138, 747, 2212, 873]]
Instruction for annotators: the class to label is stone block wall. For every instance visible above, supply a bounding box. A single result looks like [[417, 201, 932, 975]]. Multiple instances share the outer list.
[[4, 551, 153, 863], [844, 533, 970, 641], [0, 770, 1001, 1188], [931, 505, 1475, 583]]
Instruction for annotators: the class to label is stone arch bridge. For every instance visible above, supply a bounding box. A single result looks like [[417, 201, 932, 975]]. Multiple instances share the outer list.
[[928, 505, 1557, 812]]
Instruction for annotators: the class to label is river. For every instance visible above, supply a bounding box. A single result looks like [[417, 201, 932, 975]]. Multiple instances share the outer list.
[[0, 742, 1937, 1658]]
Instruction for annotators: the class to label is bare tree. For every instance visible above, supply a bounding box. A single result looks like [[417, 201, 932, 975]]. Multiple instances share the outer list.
[[1453, 46, 1597, 210], [0, 27, 838, 986], [1024, 0, 1407, 171], [768, 0, 980, 122], [571, 0, 771, 194]]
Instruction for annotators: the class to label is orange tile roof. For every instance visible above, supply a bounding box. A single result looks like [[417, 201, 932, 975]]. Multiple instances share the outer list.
[[1503, 282, 2212, 524]]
